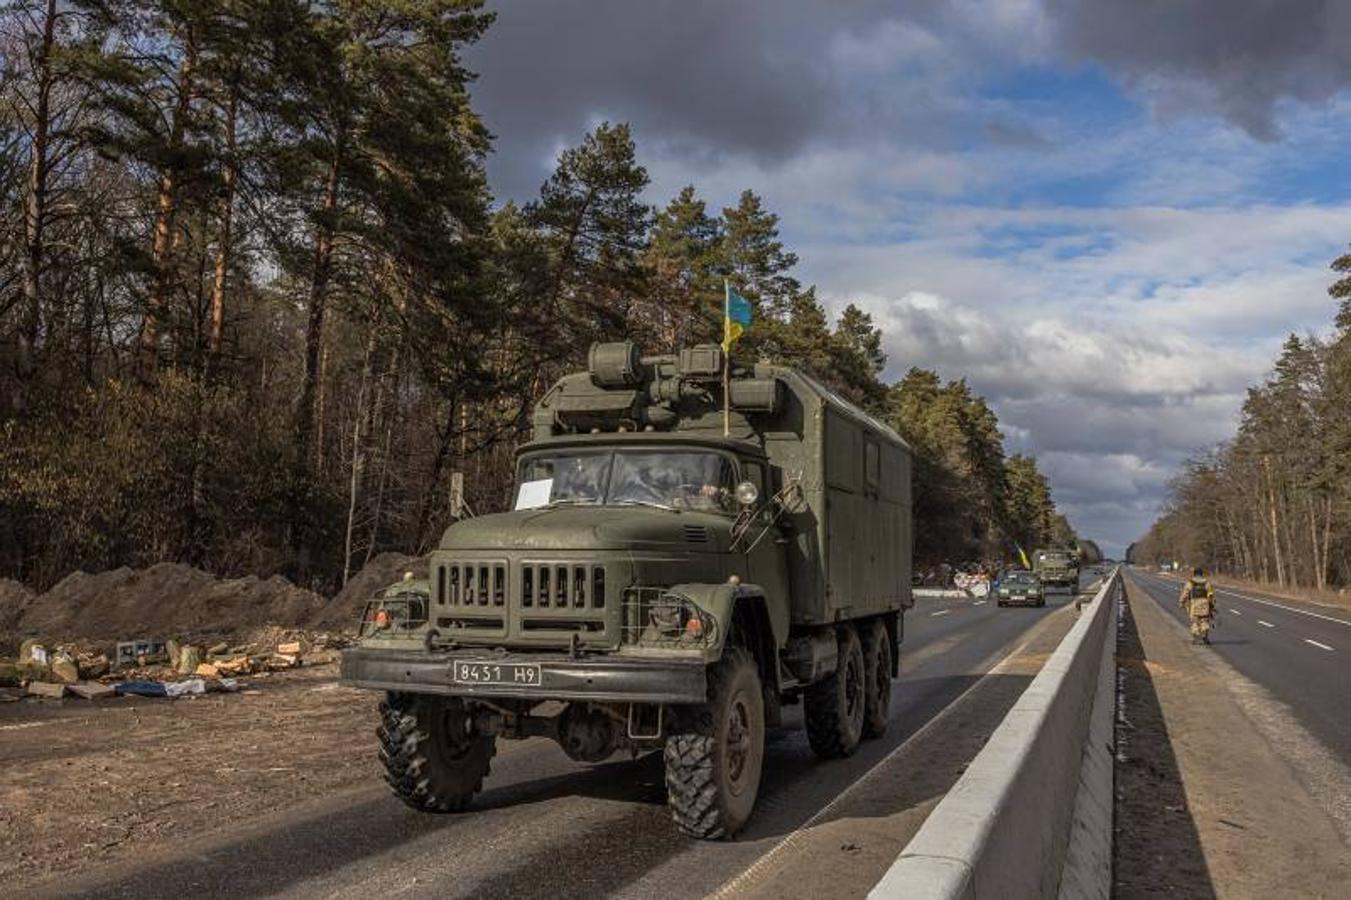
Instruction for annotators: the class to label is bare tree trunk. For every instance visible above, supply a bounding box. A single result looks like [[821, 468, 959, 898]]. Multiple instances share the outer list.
[[16, 0, 58, 399], [1262, 457, 1286, 587], [206, 77, 239, 366], [417, 398, 458, 552], [1318, 495, 1333, 592], [342, 322, 378, 586], [140, 27, 199, 376], [297, 147, 341, 472]]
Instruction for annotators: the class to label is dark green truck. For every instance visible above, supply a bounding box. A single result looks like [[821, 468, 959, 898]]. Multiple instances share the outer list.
[[341, 342, 914, 838], [1032, 548, 1080, 590]]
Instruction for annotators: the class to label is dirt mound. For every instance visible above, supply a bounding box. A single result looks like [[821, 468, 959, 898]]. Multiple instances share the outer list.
[[0, 578, 37, 652], [314, 552, 427, 629], [16, 562, 326, 646]]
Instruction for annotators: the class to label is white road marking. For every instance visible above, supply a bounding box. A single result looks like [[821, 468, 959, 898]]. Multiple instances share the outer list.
[[931, 609, 951, 617], [973, 600, 987, 606], [1229, 608, 1242, 615], [1304, 639, 1334, 651], [1150, 573, 1351, 628], [1258, 620, 1275, 628]]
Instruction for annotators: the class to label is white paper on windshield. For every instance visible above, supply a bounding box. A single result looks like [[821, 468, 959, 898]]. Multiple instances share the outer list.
[[515, 478, 554, 510]]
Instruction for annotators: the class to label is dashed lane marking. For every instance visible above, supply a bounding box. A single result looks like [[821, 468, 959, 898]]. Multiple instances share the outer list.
[[973, 600, 987, 606], [1304, 639, 1334, 651], [931, 610, 951, 617], [1148, 573, 1351, 628], [1229, 609, 1242, 615], [1258, 620, 1275, 628]]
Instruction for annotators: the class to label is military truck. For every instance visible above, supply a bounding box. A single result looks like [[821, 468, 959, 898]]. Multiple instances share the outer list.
[[341, 342, 913, 839], [1031, 548, 1080, 591]]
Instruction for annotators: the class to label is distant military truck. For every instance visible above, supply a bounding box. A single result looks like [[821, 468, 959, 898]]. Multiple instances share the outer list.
[[341, 342, 914, 839], [1032, 548, 1080, 590]]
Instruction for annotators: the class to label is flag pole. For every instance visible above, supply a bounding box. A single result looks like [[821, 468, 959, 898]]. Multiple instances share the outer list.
[[723, 279, 731, 438]]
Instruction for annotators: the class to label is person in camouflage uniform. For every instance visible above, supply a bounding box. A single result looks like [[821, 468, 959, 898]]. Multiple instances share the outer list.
[[1179, 567, 1217, 644]]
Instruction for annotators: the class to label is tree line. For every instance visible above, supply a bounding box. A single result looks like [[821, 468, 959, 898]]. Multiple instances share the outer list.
[[1134, 252, 1351, 591], [0, 0, 1075, 591]]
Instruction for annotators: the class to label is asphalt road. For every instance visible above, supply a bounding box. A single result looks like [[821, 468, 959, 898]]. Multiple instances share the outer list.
[[1127, 569, 1351, 764], [50, 580, 1094, 900]]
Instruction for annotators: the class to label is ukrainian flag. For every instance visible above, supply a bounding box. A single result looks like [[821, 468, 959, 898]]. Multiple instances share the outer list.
[[722, 281, 752, 352]]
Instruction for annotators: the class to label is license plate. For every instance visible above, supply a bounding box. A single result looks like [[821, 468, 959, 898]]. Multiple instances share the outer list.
[[451, 660, 542, 687]]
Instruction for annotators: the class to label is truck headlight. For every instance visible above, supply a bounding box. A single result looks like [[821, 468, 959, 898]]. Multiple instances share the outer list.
[[649, 596, 688, 636], [623, 588, 716, 646]]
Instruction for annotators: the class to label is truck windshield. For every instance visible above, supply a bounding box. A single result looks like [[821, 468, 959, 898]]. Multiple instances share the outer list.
[[516, 449, 736, 513]]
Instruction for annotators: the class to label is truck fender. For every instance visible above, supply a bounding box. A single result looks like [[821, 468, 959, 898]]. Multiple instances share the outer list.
[[667, 583, 782, 692]]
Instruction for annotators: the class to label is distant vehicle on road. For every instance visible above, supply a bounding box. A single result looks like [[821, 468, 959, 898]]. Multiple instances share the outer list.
[[995, 570, 1045, 607], [341, 342, 914, 839], [1032, 548, 1080, 591]]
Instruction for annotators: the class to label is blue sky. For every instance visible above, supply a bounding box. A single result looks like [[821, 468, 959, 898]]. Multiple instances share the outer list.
[[469, 1, 1351, 557]]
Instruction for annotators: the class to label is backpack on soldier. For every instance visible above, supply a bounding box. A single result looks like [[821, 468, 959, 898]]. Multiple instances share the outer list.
[[1187, 580, 1214, 617]]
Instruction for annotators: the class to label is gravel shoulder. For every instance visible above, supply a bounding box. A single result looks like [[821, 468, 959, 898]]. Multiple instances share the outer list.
[[0, 662, 379, 890]]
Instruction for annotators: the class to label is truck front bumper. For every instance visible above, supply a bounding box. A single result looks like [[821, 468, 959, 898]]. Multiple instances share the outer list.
[[340, 646, 707, 705]]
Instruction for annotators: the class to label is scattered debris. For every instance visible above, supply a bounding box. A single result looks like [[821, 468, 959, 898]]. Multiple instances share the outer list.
[[114, 640, 166, 669], [27, 681, 67, 699], [67, 681, 116, 700], [19, 638, 49, 667], [163, 678, 206, 698], [195, 662, 219, 678], [50, 651, 80, 684], [278, 640, 303, 655], [176, 645, 202, 675], [78, 652, 110, 679]]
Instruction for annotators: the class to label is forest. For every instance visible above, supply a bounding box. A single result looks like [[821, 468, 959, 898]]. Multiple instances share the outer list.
[[0, 0, 1074, 591], [1133, 253, 1351, 591]]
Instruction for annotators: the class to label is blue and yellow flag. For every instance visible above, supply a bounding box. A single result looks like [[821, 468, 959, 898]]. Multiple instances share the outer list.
[[722, 281, 752, 352]]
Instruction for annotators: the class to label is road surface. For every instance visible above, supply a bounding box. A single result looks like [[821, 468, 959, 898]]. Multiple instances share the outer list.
[[40, 581, 1095, 900], [1127, 570, 1351, 764]]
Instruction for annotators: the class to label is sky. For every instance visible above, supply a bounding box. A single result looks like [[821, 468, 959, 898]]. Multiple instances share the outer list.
[[466, 0, 1351, 558]]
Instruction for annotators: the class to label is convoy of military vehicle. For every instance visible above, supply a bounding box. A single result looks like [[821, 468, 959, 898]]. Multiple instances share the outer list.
[[341, 342, 1083, 839]]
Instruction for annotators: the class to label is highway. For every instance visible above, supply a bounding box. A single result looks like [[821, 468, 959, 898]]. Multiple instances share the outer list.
[[43, 581, 1094, 900], [1127, 570, 1351, 763]]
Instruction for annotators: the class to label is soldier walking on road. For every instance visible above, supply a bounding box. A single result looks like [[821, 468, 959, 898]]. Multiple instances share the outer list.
[[1179, 567, 1217, 644]]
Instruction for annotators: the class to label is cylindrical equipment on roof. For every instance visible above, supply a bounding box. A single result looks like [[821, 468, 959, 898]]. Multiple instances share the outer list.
[[588, 341, 644, 387]]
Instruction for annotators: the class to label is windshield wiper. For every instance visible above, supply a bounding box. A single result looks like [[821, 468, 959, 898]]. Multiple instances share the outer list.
[[543, 498, 597, 508], [610, 499, 679, 512]]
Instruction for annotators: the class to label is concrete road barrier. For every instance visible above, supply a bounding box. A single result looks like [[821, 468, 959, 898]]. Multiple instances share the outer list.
[[870, 570, 1121, 900]]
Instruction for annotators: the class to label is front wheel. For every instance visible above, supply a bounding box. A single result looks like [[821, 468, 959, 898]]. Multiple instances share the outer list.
[[378, 693, 496, 812], [664, 646, 765, 839]]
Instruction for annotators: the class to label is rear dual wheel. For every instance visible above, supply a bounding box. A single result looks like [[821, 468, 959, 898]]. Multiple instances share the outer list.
[[805, 626, 864, 758]]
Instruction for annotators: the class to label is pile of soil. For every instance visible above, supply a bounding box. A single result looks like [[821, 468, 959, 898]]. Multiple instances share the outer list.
[[313, 552, 427, 629], [15, 562, 327, 646], [0, 579, 37, 652]]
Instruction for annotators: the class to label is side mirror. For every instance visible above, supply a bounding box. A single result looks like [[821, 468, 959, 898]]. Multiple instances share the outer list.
[[735, 481, 759, 507]]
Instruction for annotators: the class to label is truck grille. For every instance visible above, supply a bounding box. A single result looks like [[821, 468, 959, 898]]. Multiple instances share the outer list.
[[520, 562, 606, 609], [438, 561, 508, 606]]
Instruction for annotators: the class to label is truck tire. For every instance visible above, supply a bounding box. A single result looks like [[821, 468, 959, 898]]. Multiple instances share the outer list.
[[804, 625, 865, 758], [861, 619, 892, 739], [378, 693, 496, 813], [664, 646, 765, 839]]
